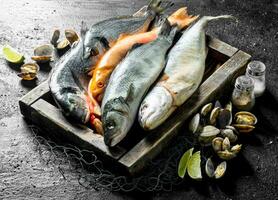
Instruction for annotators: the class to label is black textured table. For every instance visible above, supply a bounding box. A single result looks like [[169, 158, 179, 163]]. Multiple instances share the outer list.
[[0, 0, 278, 199]]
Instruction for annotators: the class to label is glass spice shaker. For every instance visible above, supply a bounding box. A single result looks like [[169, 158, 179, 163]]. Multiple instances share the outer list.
[[232, 75, 255, 111], [245, 61, 266, 97]]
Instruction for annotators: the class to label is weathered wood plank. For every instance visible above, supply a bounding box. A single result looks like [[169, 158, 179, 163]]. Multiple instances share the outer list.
[[19, 81, 50, 118], [30, 99, 126, 160], [207, 36, 238, 61], [119, 50, 251, 175]]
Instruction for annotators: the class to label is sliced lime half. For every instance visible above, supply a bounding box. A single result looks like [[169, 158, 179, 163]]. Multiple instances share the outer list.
[[178, 148, 194, 178], [2, 45, 25, 64], [187, 151, 202, 180]]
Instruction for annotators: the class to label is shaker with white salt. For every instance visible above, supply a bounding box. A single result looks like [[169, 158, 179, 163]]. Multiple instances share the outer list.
[[245, 61, 266, 97]]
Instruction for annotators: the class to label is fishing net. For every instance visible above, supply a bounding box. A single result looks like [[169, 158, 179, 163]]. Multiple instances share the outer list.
[[30, 124, 195, 192]]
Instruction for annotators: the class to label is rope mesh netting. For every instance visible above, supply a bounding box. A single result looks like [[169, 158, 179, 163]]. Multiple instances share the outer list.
[[29, 125, 196, 192]]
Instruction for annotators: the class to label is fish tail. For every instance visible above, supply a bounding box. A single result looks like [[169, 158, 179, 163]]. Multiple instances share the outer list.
[[204, 15, 237, 22], [167, 7, 199, 30], [157, 18, 178, 40], [197, 15, 237, 29], [147, 0, 174, 14]]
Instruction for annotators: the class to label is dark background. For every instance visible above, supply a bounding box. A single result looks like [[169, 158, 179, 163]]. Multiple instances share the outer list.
[[0, 0, 278, 199]]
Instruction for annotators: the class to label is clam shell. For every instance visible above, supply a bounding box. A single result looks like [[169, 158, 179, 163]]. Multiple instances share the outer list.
[[225, 101, 232, 112], [65, 29, 79, 44], [214, 161, 227, 179], [217, 150, 237, 160], [233, 124, 255, 133], [201, 103, 213, 117], [32, 44, 54, 63], [57, 38, 70, 50], [20, 62, 39, 73], [212, 137, 223, 152], [205, 158, 215, 178], [18, 63, 39, 80], [221, 129, 238, 143], [222, 137, 230, 151], [230, 144, 242, 154], [235, 111, 257, 126], [51, 29, 60, 46], [17, 72, 37, 80], [218, 109, 232, 129], [31, 55, 52, 62], [225, 125, 240, 135], [209, 107, 221, 125], [189, 113, 201, 134], [198, 125, 220, 145]]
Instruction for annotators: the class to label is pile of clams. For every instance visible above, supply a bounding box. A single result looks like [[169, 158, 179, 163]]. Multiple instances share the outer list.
[[51, 29, 79, 51], [188, 101, 257, 179], [11, 28, 79, 81], [31, 29, 80, 63]]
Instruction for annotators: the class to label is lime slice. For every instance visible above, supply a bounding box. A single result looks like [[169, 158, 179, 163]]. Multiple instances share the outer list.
[[187, 151, 202, 180], [178, 148, 193, 178], [2, 45, 25, 64]]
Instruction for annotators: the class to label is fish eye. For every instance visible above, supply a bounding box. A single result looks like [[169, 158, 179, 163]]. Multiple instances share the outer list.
[[106, 120, 115, 130], [97, 81, 104, 88], [69, 98, 75, 104], [90, 47, 99, 56]]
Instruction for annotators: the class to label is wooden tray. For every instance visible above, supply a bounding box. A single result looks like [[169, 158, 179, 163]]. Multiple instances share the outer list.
[[19, 36, 251, 175]]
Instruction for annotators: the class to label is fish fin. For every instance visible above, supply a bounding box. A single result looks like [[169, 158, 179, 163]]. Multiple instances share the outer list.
[[160, 73, 169, 81], [147, 0, 174, 14], [125, 83, 136, 103], [70, 68, 90, 93], [197, 15, 236, 29], [163, 81, 195, 106], [98, 37, 110, 50], [85, 92, 101, 118], [133, 5, 148, 17], [80, 21, 89, 38], [157, 18, 171, 35], [167, 7, 199, 30], [87, 69, 94, 76], [157, 18, 178, 40], [152, 15, 168, 28], [116, 15, 133, 19]]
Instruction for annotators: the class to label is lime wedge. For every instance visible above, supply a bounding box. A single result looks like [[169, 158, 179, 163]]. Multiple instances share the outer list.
[[187, 151, 202, 180], [178, 148, 193, 178], [2, 45, 25, 64]]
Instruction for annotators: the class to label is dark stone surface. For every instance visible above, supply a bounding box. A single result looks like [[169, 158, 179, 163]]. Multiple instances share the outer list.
[[0, 0, 278, 199]]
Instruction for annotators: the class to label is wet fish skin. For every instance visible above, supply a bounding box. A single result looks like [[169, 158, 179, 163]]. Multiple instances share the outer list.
[[102, 20, 177, 147], [49, 0, 171, 125], [83, 0, 171, 65], [49, 41, 91, 123], [88, 7, 198, 103], [138, 15, 235, 130]]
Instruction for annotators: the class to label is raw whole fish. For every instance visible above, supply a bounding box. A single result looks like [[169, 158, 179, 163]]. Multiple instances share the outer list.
[[49, 0, 170, 133], [88, 7, 198, 103], [138, 15, 234, 130], [101, 19, 177, 147]]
